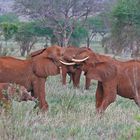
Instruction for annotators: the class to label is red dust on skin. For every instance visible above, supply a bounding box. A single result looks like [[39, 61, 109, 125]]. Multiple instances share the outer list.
[[0, 45, 65, 111], [60, 47, 93, 89], [71, 48, 140, 113], [31, 46, 83, 88], [60, 46, 84, 88]]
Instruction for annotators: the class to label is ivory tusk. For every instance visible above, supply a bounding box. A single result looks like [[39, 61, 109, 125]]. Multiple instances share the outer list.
[[71, 56, 89, 62], [59, 60, 76, 65]]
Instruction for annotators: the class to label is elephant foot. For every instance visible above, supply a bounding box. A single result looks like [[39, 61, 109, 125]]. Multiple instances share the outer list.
[[134, 99, 140, 107], [73, 86, 79, 89], [40, 103, 49, 112], [96, 108, 105, 117], [62, 84, 67, 87]]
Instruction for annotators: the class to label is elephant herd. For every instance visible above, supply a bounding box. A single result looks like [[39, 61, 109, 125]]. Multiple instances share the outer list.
[[0, 45, 140, 114]]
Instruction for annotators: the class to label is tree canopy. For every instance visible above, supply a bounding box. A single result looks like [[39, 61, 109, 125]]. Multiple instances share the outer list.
[[110, 0, 140, 56], [0, 13, 19, 23], [14, 0, 102, 47]]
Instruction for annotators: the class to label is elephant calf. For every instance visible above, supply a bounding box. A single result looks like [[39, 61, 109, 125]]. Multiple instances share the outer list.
[[0, 83, 35, 109]]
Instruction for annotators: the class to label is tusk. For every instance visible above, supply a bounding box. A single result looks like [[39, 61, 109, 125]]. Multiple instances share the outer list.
[[59, 60, 76, 65], [72, 56, 89, 62]]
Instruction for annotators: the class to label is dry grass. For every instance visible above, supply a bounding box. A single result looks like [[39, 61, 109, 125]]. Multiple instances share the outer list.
[[0, 76, 140, 140], [0, 41, 139, 139]]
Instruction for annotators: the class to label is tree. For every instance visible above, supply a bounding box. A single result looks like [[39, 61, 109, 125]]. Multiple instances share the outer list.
[[0, 13, 19, 23], [110, 0, 140, 56], [15, 22, 37, 56], [84, 16, 108, 47], [28, 21, 53, 47], [15, 21, 54, 56], [14, 0, 103, 47], [0, 22, 18, 45], [70, 24, 88, 47]]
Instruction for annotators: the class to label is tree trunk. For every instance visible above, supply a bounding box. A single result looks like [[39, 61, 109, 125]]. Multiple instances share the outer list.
[[20, 46, 26, 56], [44, 36, 49, 48], [87, 37, 90, 48], [63, 30, 68, 47]]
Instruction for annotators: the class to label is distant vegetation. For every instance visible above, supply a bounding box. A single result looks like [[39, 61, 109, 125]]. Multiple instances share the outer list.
[[0, 1, 140, 139], [0, 0, 140, 57]]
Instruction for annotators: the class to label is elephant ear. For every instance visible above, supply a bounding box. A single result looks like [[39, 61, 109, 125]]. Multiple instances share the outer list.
[[30, 46, 63, 61], [87, 62, 117, 82], [30, 48, 55, 59], [29, 48, 46, 58]]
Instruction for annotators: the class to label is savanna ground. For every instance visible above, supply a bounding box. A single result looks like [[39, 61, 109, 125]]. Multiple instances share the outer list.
[[0, 40, 140, 140]]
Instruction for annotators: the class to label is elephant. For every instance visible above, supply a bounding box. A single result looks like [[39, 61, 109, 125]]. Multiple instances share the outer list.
[[60, 46, 84, 88], [60, 47, 92, 89], [0, 83, 35, 104], [0, 83, 36, 111], [62, 48, 140, 113], [30, 46, 82, 88], [61, 64, 82, 88], [0, 45, 65, 111]]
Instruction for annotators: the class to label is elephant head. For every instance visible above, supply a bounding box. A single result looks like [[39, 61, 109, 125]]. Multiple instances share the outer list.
[[58, 46, 84, 87], [30, 45, 66, 78], [59, 47, 116, 89], [59, 47, 96, 72], [59, 47, 91, 65]]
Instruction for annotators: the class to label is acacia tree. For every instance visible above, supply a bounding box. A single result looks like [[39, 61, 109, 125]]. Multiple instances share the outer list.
[[14, 0, 103, 47], [110, 0, 140, 56], [32, 22, 53, 47], [0, 13, 19, 23], [84, 16, 108, 48], [0, 13, 19, 45], [15, 22, 37, 56], [70, 24, 88, 47], [0, 23, 18, 45], [15, 21, 54, 56]]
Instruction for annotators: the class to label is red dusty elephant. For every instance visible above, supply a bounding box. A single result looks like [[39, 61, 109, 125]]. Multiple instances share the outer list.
[[30, 46, 82, 88], [0, 45, 64, 111], [60, 46, 84, 88], [60, 47, 91, 89], [62, 48, 140, 113], [0, 83, 35, 106], [61, 65, 82, 88]]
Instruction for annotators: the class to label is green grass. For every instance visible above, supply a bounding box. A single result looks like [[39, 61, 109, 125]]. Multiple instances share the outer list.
[[0, 39, 139, 139], [0, 76, 140, 140]]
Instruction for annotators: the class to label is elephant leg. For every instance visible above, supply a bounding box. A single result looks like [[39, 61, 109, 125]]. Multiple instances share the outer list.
[[73, 69, 82, 88], [97, 83, 117, 113], [61, 67, 67, 85], [85, 76, 91, 90], [95, 82, 104, 112], [30, 89, 34, 97], [62, 72, 67, 85], [71, 74, 76, 87], [134, 96, 140, 107], [32, 78, 48, 111]]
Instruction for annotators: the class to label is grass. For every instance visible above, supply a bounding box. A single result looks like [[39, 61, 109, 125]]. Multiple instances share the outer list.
[[0, 39, 139, 139], [0, 76, 140, 140]]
